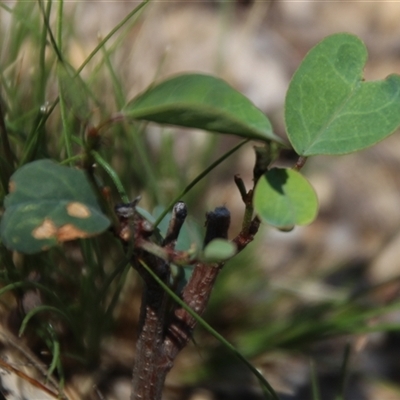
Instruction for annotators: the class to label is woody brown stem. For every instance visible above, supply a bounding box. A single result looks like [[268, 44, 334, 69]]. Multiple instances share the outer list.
[[129, 203, 187, 400], [130, 252, 171, 400], [123, 200, 262, 400], [163, 207, 230, 360], [164, 261, 222, 361]]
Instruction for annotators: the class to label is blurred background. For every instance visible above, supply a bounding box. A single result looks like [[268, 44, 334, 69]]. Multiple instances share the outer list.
[[3, 1, 400, 399]]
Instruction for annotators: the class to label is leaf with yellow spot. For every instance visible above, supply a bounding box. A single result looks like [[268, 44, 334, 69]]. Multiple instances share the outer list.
[[0, 160, 110, 254]]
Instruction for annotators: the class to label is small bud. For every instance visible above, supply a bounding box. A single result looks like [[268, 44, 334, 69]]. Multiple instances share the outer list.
[[203, 206, 231, 246]]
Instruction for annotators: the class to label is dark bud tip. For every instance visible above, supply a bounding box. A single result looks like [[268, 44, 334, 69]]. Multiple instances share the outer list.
[[174, 201, 188, 222], [203, 206, 231, 246]]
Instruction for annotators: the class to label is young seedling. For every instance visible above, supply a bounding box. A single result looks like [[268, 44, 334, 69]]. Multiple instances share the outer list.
[[1, 20, 400, 400]]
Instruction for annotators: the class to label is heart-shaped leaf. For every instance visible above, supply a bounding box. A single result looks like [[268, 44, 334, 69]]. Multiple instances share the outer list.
[[285, 33, 400, 156], [123, 74, 283, 143], [0, 160, 110, 254], [254, 168, 318, 228]]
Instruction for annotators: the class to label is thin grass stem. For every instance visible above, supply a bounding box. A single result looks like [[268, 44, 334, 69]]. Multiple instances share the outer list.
[[310, 359, 321, 400], [59, 90, 73, 163], [91, 149, 129, 203], [76, 0, 150, 75], [56, 0, 63, 53], [19, 305, 72, 337], [38, 0, 63, 62], [101, 44, 125, 109], [154, 139, 249, 228]]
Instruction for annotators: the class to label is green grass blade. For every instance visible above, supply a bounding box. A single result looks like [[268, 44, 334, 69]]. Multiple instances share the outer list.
[[0, 100, 14, 189], [154, 139, 248, 228], [56, 0, 63, 53], [104, 262, 131, 322], [19, 99, 58, 166], [38, 0, 53, 105], [126, 123, 161, 205], [59, 88, 73, 163], [38, 0, 63, 62], [91, 150, 129, 203], [19, 305, 72, 337], [335, 343, 351, 400], [47, 326, 61, 378], [98, 258, 130, 303], [101, 45, 126, 109], [310, 359, 321, 400], [76, 0, 150, 75], [0, 281, 67, 309]]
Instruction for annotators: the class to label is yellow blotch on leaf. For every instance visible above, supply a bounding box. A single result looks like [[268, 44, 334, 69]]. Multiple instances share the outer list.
[[32, 219, 57, 239], [66, 202, 91, 218], [57, 224, 91, 241], [32, 219, 92, 242]]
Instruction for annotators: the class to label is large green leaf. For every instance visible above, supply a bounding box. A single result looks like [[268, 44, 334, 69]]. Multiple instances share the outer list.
[[0, 160, 110, 254], [123, 74, 283, 143], [285, 33, 400, 156], [254, 168, 318, 228]]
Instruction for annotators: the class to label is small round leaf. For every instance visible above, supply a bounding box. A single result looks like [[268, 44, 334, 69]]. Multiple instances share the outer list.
[[203, 239, 237, 263], [254, 168, 318, 228]]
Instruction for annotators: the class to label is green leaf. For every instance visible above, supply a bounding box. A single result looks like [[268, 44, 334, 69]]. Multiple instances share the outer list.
[[285, 33, 400, 156], [0, 160, 110, 254], [254, 168, 318, 228], [123, 74, 283, 143], [203, 239, 237, 262]]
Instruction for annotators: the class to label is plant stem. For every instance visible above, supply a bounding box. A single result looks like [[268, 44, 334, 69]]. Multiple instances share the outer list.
[[120, 176, 268, 399], [130, 208, 230, 400], [135, 207, 278, 400], [129, 203, 187, 400], [293, 156, 307, 171], [130, 253, 171, 400]]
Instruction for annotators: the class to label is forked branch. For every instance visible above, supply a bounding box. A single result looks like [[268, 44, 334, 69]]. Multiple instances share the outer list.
[[115, 149, 266, 400]]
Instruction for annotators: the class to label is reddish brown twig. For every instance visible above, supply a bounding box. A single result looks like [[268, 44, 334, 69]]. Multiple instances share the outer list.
[[163, 207, 231, 361], [130, 251, 171, 400], [116, 161, 264, 400]]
